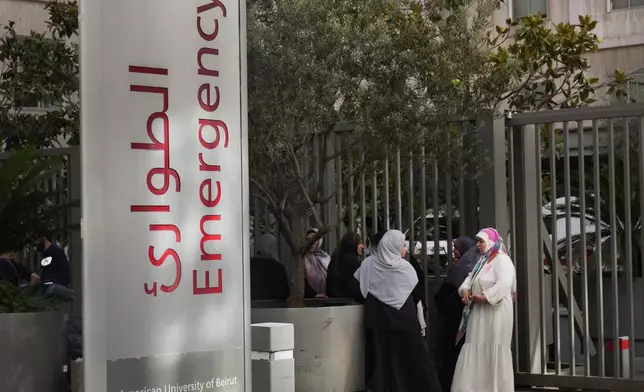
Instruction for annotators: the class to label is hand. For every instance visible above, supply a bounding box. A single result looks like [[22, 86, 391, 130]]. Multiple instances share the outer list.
[[29, 273, 40, 287], [421, 328, 426, 337], [461, 289, 470, 305], [471, 294, 486, 304]]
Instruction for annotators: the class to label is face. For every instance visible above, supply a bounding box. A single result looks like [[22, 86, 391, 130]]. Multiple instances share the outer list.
[[37, 237, 48, 252], [476, 237, 487, 253], [401, 244, 408, 258], [452, 242, 461, 261], [357, 241, 364, 256], [306, 233, 318, 251]]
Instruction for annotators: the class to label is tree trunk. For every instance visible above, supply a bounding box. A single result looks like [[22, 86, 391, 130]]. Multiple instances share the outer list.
[[289, 253, 306, 308], [282, 210, 307, 308]]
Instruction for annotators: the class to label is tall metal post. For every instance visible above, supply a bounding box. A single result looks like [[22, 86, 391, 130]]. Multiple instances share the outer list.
[[477, 116, 509, 237], [68, 146, 82, 319], [511, 123, 543, 373]]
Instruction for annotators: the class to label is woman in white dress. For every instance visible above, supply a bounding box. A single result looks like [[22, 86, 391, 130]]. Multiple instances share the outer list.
[[451, 228, 516, 392]]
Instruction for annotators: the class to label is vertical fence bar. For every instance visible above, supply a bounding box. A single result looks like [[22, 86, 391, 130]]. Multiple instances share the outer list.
[[396, 150, 403, 230], [335, 136, 343, 245], [384, 157, 390, 230], [360, 153, 367, 239], [313, 133, 321, 221], [408, 153, 415, 249], [459, 176, 466, 237], [640, 116, 644, 282], [535, 124, 547, 374], [623, 117, 635, 379], [608, 119, 620, 378], [446, 168, 453, 265], [507, 125, 519, 371], [420, 147, 429, 342], [508, 127, 517, 259], [458, 123, 466, 237], [325, 133, 337, 250], [577, 120, 591, 377], [264, 204, 271, 234], [372, 172, 378, 236], [253, 197, 260, 255], [432, 160, 440, 276], [640, 120, 644, 257], [593, 119, 606, 377], [563, 121, 576, 375], [348, 153, 355, 233], [550, 123, 562, 375]]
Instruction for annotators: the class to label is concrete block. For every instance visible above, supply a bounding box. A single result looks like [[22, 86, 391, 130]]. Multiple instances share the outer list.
[[252, 357, 295, 392], [251, 323, 294, 353]]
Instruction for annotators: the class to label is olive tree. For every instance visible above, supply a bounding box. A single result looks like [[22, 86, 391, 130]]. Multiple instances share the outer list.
[[248, 0, 512, 304]]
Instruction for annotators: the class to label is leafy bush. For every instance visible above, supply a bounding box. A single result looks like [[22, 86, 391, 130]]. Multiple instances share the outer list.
[[0, 146, 75, 254], [0, 281, 60, 313]]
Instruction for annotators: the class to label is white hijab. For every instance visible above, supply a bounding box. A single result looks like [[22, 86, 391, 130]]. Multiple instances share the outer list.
[[354, 230, 418, 310]]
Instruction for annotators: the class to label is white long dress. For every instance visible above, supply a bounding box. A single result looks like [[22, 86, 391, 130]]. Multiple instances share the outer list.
[[451, 254, 516, 392]]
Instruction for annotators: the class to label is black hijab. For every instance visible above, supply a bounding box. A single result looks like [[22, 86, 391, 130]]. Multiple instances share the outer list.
[[445, 236, 477, 287], [326, 232, 362, 299]]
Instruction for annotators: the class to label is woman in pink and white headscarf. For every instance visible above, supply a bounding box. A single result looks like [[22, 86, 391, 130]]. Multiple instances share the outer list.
[[451, 228, 516, 392], [303, 228, 331, 298]]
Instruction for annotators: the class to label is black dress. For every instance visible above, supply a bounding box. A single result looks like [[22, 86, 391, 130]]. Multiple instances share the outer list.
[[364, 293, 441, 392], [250, 257, 290, 301], [326, 250, 361, 300], [433, 280, 465, 392], [408, 254, 426, 309]]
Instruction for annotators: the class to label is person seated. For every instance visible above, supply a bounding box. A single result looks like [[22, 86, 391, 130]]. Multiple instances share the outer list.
[[250, 234, 290, 301], [0, 248, 39, 287]]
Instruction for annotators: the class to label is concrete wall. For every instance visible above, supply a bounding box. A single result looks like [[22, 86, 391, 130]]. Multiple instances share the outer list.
[[0, 0, 50, 34]]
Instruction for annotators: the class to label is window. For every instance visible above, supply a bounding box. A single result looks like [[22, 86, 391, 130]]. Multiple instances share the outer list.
[[612, 0, 644, 9], [513, 0, 548, 19], [18, 94, 58, 111], [10, 36, 60, 111], [626, 81, 644, 103]]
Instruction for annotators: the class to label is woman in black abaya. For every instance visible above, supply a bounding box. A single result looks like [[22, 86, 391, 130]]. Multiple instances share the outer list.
[[433, 236, 477, 392], [355, 230, 441, 392], [326, 232, 363, 300]]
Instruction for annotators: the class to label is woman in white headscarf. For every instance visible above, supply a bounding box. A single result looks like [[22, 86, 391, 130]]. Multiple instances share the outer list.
[[451, 228, 515, 392], [354, 230, 441, 392], [304, 228, 331, 298]]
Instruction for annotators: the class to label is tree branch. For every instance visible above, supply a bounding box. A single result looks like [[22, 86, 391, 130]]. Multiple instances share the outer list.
[[250, 177, 278, 210], [287, 141, 323, 228], [322, 139, 361, 164]]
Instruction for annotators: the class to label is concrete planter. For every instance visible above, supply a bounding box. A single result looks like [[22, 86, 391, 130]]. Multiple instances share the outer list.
[[252, 305, 364, 392], [0, 312, 67, 392]]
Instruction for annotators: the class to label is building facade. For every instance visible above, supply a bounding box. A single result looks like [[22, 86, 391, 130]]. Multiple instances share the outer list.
[[495, 0, 644, 103]]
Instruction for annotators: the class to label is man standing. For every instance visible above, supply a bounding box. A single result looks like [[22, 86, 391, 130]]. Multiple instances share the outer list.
[[38, 229, 71, 287]]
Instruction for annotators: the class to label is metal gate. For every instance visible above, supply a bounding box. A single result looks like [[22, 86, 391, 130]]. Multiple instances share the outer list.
[[506, 103, 644, 391]]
